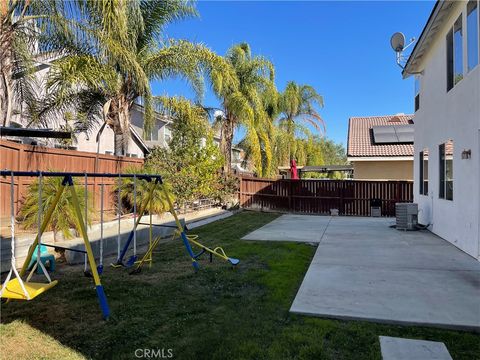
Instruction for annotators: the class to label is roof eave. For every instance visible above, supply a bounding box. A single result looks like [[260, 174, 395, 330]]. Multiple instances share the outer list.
[[403, 1, 454, 79], [347, 156, 414, 161], [129, 125, 150, 155]]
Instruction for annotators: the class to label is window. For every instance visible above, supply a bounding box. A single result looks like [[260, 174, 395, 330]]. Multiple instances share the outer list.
[[164, 126, 172, 144], [447, 29, 454, 90], [447, 15, 464, 90], [414, 76, 421, 111], [454, 16, 464, 84], [419, 149, 428, 195], [467, 0, 479, 71], [439, 140, 454, 200], [145, 126, 158, 141]]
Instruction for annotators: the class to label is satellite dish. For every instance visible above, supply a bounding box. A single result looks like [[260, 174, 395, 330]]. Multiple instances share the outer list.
[[390, 32, 406, 52]]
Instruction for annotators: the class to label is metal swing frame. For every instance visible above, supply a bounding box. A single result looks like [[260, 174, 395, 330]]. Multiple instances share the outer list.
[[130, 184, 240, 274], [0, 171, 161, 318], [1, 170, 239, 317]]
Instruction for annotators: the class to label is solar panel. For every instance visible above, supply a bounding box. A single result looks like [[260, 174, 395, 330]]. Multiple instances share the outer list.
[[394, 125, 414, 142], [372, 126, 397, 144], [372, 124, 414, 144]]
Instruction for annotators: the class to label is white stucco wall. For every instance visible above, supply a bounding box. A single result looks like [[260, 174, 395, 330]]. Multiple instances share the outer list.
[[412, 1, 480, 260], [130, 106, 172, 150], [74, 120, 144, 158], [9, 63, 145, 158]]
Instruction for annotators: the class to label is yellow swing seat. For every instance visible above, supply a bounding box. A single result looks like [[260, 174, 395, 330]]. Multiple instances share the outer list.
[[1, 278, 58, 300]]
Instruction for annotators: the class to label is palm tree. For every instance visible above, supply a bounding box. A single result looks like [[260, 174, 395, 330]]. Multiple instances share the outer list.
[[19, 175, 92, 241], [116, 166, 172, 216], [211, 43, 276, 176], [0, 0, 48, 126], [278, 81, 325, 163], [45, 0, 235, 156]]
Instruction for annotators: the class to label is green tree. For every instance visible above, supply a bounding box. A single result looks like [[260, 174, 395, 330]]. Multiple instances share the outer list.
[[45, 0, 235, 156], [318, 137, 347, 165], [212, 43, 276, 176], [278, 81, 325, 163], [0, 1, 54, 126], [299, 136, 347, 179], [145, 97, 227, 206], [270, 126, 290, 174]]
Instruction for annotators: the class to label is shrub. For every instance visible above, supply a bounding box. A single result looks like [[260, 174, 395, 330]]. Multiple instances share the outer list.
[[114, 166, 173, 216], [144, 97, 236, 207], [19, 175, 92, 241]]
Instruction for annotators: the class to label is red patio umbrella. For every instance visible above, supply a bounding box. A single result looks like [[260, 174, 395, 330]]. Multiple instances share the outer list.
[[290, 159, 299, 180]]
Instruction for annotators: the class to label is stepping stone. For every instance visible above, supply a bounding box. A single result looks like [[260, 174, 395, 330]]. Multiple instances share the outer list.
[[379, 336, 452, 360]]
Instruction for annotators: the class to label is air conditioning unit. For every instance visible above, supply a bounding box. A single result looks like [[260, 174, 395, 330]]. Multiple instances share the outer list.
[[395, 203, 418, 231]]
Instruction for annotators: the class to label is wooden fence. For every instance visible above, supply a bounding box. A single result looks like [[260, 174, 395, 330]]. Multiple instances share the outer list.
[[239, 177, 413, 217], [0, 140, 144, 217]]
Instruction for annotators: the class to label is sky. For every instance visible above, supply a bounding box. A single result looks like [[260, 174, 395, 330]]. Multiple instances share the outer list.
[[152, 0, 435, 147]]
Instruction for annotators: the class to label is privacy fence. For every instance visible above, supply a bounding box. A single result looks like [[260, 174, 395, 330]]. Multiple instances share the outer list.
[[0, 140, 144, 216], [239, 177, 413, 217]]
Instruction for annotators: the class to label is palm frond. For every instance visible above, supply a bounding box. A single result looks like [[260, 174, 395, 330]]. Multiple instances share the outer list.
[[138, 0, 197, 50]]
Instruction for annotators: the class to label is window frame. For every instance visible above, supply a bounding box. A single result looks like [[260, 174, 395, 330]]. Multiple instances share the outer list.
[[446, 14, 465, 91], [439, 142, 454, 201], [446, 28, 454, 91], [466, 0, 479, 72], [414, 76, 421, 112], [439, 144, 445, 199], [454, 15, 464, 85], [164, 126, 172, 144], [419, 150, 428, 196]]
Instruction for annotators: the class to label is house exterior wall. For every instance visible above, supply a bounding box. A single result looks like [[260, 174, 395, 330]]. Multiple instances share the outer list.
[[9, 64, 145, 158], [130, 106, 171, 149], [76, 120, 144, 158], [8, 63, 245, 165], [412, 1, 480, 260], [352, 160, 413, 180]]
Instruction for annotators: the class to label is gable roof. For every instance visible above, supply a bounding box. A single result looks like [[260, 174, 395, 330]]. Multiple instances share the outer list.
[[347, 114, 414, 158], [129, 125, 150, 155], [403, 1, 456, 78]]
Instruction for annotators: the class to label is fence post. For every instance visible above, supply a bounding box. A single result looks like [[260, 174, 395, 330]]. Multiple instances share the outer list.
[[239, 176, 243, 207], [395, 181, 401, 205], [288, 180, 292, 212], [16, 146, 24, 216], [339, 180, 344, 215]]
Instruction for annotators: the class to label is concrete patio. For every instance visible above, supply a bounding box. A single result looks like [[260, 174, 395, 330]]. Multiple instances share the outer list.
[[242, 214, 480, 331]]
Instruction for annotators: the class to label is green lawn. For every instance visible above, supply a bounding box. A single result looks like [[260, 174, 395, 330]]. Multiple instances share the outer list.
[[1, 211, 479, 359]]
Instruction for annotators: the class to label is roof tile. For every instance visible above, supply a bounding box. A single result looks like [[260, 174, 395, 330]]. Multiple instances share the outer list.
[[347, 114, 414, 157]]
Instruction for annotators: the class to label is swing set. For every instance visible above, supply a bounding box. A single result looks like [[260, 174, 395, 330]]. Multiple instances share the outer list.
[[0, 170, 239, 319], [110, 175, 239, 273]]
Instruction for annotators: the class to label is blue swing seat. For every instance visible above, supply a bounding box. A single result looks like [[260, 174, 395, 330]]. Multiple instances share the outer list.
[[126, 255, 138, 268], [228, 258, 240, 266]]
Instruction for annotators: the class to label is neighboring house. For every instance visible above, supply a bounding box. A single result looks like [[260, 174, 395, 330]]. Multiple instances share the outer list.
[[403, 0, 479, 260], [5, 54, 147, 158], [131, 103, 246, 169], [5, 113, 148, 159], [5, 56, 246, 165], [347, 114, 414, 180]]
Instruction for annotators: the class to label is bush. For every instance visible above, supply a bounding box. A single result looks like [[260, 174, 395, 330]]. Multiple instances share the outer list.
[[145, 97, 237, 207], [19, 175, 92, 241], [114, 166, 173, 216]]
